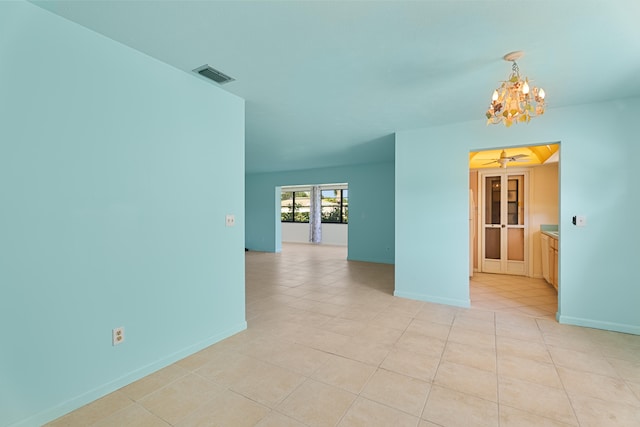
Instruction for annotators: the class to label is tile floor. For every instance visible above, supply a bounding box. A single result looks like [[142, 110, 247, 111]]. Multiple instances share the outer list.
[[48, 243, 640, 426]]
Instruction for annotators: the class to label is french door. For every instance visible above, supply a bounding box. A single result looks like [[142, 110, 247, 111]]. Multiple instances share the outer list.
[[480, 170, 528, 275]]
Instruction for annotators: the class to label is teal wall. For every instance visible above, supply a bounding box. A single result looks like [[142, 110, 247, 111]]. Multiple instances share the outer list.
[[0, 3, 246, 426], [246, 161, 395, 264], [396, 98, 640, 334]]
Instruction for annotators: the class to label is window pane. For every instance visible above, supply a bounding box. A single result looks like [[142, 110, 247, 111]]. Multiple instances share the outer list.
[[321, 189, 341, 222], [294, 191, 310, 222], [281, 191, 293, 221]]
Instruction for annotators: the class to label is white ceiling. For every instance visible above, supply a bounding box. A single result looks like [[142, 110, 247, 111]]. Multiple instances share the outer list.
[[33, 1, 640, 173]]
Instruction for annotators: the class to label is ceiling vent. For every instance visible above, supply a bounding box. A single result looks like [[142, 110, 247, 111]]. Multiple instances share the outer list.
[[193, 64, 235, 84]]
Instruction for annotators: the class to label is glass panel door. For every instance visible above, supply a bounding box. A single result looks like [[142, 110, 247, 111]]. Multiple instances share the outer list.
[[481, 171, 528, 275], [484, 176, 502, 261]]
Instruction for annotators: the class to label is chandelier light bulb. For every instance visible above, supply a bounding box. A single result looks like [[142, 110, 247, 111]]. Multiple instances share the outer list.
[[539, 88, 546, 99], [492, 90, 499, 102], [522, 81, 530, 94]]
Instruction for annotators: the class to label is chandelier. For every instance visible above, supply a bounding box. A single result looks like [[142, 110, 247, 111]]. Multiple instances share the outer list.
[[486, 51, 545, 127]]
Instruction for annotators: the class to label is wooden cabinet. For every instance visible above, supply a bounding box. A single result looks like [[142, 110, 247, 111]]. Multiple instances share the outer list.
[[548, 236, 558, 290]]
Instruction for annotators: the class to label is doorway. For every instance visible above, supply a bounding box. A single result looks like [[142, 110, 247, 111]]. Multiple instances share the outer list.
[[480, 170, 529, 275], [468, 144, 560, 318], [279, 183, 349, 247]]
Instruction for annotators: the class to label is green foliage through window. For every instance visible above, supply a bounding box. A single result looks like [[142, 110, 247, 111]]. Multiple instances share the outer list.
[[281, 189, 348, 224]]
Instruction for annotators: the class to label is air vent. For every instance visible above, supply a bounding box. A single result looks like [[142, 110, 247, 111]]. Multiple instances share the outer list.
[[193, 64, 235, 84]]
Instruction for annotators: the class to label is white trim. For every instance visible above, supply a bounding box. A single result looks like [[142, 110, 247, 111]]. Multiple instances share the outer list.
[[558, 315, 640, 336], [393, 290, 471, 308], [281, 183, 348, 192]]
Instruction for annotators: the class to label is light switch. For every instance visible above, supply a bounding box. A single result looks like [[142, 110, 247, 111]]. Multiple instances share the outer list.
[[225, 214, 235, 227], [572, 215, 587, 227]]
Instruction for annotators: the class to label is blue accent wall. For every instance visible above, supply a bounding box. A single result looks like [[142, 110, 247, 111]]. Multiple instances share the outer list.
[[246, 161, 395, 264], [395, 98, 640, 334], [0, 3, 246, 426]]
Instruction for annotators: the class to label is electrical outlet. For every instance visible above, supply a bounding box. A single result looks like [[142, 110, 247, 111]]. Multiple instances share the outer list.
[[112, 327, 125, 346], [225, 214, 235, 227]]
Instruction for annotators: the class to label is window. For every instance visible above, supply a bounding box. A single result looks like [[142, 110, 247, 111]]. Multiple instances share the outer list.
[[281, 191, 310, 222], [281, 186, 348, 224], [321, 189, 348, 223]]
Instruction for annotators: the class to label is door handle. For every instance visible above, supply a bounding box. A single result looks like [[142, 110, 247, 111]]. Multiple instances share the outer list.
[[501, 224, 505, 228]]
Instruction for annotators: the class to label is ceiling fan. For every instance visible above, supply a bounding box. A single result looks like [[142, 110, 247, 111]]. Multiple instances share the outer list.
[[483, 150, 529, 168]]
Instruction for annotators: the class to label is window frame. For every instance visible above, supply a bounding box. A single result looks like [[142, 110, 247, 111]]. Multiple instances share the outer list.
[[280, 186, 348, 224]]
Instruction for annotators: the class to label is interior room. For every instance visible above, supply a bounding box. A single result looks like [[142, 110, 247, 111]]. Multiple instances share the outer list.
[[2, 1, 640, 426]]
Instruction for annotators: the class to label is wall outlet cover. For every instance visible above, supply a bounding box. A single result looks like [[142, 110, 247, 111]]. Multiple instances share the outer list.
[[112, 327, 125, 346]]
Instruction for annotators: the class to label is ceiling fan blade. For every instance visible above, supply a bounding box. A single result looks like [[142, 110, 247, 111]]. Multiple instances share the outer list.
[[511, 158, 529, 162], [482, 160, 498, 165], [510, 154, 529, 160]]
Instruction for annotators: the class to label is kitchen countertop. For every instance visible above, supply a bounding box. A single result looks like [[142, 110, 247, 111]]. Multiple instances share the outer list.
[[541, 224, 559, 239]]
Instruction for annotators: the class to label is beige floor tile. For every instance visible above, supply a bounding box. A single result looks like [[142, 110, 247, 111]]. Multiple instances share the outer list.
[[334, 337, 392, 366], [628, 380, 640, 401], [196, 352, 261, 387], [447, 326, 496, 350], [139, 374, 224, 425], [548, 345, 618, 377], [292, 327, 352, 354], [254, 411, 307, 427], [370, 310, 414, 331], [396, 330, 446, 359], [451, 314, 495, 335], [361, 368, 430, 416], [542, 331, 600, 353], [499, 405, 576, 427], [434, 361, 497, 401], [49, 246, 639, 427], [239, 337, 330, 376], [120, 364, 190, 401], [277, 379, 357, 427], [422, 385, 498, 427], [311, 353, 376, 394], [404, 318, 451, 340], [321, 317, 367, 336], [381, 348, 441, 382], [175, 348, 223, 372], [498, 353, 562, 388], [607, 356, 640, 382], [414, 304, 458, 325], [176, 389, 270, 427], [454, 308, 496, 320], [338, 397, 419, 427], [227, 362, 306, 408], [496, 335, 552, 364], [442, 341, 497, 373], [586, 328, 640, 350], [569, 393, 640, 427], [357, 323, 405, 346], [600, 344, 640, 363], [92, 403, 170, 427], [556, 366, 639, 406], [498, 376, 577, 425], [495, 315, 544, 342], [46, 392, 133, 427]]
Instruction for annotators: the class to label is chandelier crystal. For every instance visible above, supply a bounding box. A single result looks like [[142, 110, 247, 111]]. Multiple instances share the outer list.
[[486, 51, 545, 127]]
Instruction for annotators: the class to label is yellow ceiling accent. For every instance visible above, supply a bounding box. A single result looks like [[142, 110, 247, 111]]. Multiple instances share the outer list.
[[469, 144, 559, 169]]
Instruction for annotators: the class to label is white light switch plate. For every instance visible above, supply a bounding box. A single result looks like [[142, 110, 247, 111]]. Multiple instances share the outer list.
[[576, 215, 586, 227], [225, 214, 235, 227]]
